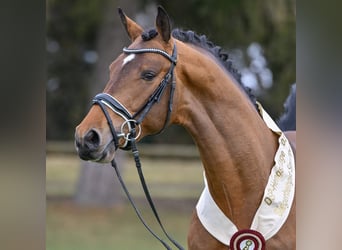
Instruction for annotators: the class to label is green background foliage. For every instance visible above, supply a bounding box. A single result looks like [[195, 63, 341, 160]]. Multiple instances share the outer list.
[[47, 0, 295, 141]]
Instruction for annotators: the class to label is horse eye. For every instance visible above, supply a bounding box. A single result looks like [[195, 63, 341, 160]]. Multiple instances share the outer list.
[[141, 71, 156, 81]]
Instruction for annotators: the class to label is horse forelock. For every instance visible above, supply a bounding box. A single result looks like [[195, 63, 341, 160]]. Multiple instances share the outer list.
[[141, 28, 158, 41]]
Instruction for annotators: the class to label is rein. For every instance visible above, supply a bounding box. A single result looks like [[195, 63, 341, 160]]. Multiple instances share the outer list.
[[92, 44, 184, 250]]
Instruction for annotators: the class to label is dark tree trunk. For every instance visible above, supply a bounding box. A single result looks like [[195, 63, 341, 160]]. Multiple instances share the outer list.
[[75, 0, 139, 206], [75, 154, 125, 206]]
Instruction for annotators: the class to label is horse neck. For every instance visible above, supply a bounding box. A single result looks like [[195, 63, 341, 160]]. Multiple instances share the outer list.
[[173, 41, 279, 229]]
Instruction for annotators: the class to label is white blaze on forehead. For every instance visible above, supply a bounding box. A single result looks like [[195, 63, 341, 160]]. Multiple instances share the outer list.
[[122, 54, 135, 66]]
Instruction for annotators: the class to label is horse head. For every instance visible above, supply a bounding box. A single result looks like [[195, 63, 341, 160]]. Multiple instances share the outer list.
[[75, 7, 178, 162]]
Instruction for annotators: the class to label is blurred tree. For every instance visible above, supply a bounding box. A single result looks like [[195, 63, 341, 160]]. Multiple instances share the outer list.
[[47, 0, 106, 140], [47, 0, 295, 142], [75, 0, 141, 206], [143, 0, 295, 118]]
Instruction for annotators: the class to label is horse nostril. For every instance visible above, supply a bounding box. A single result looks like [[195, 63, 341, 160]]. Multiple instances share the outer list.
[[84, 129, 100, 149]]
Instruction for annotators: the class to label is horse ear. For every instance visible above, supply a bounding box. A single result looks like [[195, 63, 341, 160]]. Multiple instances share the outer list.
[[118, 8, 143, 41], [156, 6, 171, 43]]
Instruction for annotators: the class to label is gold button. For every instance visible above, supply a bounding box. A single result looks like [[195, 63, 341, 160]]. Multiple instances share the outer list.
[[276, 170, 283, 177], [281, 137, 286, 145], [264, 197, 272, 205]]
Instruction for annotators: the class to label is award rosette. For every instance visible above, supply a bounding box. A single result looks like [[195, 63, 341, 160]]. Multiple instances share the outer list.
[[229, 229, 266, 250]]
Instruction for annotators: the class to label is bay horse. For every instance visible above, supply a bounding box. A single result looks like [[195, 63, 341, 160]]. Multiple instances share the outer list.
[[75, 7, 296, 250]]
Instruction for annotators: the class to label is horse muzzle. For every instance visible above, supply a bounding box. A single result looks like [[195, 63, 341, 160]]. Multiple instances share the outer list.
[[74, 93, 144, 163], [74, 120, 137, 163], [74, 128, 116, 162]]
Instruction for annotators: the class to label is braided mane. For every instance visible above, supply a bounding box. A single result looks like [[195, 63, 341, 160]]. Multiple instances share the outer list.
[[171, 29, 256, 106], [141, 28, 257, 107]]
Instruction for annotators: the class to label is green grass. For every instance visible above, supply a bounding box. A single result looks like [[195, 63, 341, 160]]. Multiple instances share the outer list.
[[47, 202, 191, 250], [46, 154, 81, 196], [46, 153, 204, 199], [47, 152, 204, 250]]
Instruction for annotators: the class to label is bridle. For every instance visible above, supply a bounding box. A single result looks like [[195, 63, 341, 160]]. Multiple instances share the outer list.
[[93, 43, 177, 151], [92, 44, 184, 250]]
